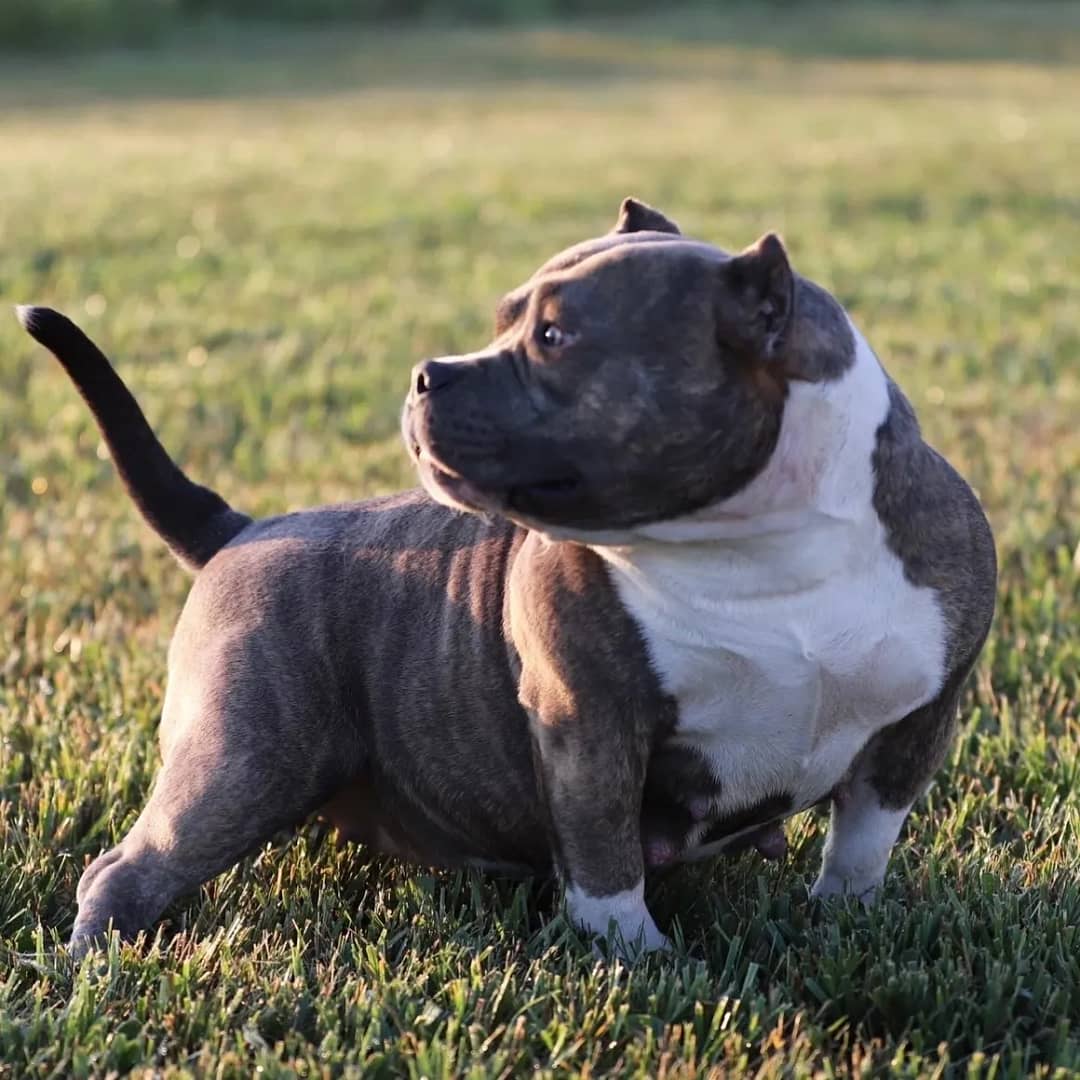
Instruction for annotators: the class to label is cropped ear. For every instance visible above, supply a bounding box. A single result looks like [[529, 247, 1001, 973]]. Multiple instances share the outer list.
[[610, 197, 681, 236], [718, 233, 794, 360]]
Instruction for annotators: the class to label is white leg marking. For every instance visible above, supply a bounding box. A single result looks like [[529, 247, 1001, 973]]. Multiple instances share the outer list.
[[565, 880, 670, 955], [811, 787, 912, 904]]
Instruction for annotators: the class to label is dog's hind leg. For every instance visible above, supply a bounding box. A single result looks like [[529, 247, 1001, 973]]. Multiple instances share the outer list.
[[811, 680, 963, 904], [809, 776, 912, 904], [69, 742, 316, 956], [69, 684, 357, 956]]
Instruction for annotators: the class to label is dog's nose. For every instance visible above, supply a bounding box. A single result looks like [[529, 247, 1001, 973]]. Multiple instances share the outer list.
[[413, 359, 460, 397]]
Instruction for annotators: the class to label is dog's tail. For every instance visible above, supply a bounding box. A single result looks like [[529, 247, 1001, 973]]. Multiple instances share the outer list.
[[16, 305, 251, 571]]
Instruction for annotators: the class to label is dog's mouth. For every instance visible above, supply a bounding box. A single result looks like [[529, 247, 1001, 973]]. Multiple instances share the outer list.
[[410, 436, 583, 520], [506, 473, 583, 515], [404, 399, 586, 522], [411, 445, 492, 513]]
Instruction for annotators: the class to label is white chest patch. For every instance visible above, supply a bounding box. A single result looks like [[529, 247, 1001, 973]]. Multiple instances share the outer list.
[[595, 324, 947, 829]]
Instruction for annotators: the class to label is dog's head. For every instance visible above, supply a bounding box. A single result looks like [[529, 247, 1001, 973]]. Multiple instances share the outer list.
[[402, 198, 850, 538]]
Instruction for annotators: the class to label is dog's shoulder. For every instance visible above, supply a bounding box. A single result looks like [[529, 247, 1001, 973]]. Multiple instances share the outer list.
[[507, 533, 677, 730], [872, 378, 997, 673]]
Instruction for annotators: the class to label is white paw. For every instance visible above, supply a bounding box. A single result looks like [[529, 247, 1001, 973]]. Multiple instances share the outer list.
[[810, 871, 883, 906], [565, 881, 670, 959], [590, 929, 672, 964]]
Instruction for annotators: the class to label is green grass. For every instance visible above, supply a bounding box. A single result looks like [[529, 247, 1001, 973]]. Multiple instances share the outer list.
[[1, 4, 1079, 1075]]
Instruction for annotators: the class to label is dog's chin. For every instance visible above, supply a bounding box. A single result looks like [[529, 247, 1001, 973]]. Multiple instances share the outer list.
[[417, 458, 598, 531], [415, 454, 699, 544], [417, 458, 503, 516]]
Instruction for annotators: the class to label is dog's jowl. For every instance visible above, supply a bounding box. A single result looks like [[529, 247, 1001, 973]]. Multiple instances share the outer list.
[[19, 198, 996, 957]]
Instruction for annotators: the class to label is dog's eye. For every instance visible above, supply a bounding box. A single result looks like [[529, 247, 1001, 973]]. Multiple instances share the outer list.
[[539, 323, 566, 348]]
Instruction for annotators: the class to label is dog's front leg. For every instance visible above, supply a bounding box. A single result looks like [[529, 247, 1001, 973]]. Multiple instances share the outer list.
[[531, 714, 669, 957], [510, 537, 673, 958]]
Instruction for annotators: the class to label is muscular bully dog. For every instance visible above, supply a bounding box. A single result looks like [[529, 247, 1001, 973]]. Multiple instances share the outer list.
[[19, 199, 996, 957]]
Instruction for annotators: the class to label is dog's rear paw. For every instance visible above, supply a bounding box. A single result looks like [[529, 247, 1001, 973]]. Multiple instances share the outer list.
[[591, 928, 672, 964], [810, 871, 882, 906]]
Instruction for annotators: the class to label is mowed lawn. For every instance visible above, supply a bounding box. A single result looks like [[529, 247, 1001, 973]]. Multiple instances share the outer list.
[[1, 4, 1079, 1075]]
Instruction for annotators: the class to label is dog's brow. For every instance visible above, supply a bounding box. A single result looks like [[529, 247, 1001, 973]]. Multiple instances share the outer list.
[[495, 292, 528, 332]]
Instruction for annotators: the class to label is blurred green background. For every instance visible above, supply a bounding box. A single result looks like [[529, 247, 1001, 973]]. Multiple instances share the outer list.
[[1, 2, 1079, 1076], [5, 0, 1080, 51]]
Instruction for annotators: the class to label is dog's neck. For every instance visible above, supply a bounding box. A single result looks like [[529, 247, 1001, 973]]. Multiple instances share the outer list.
[[590, 321, 892, 604]]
